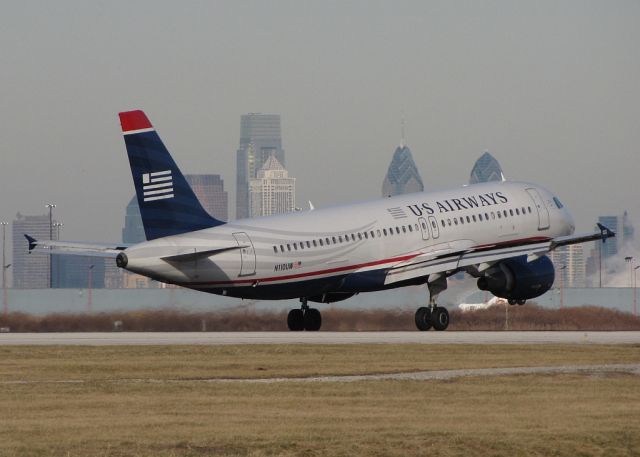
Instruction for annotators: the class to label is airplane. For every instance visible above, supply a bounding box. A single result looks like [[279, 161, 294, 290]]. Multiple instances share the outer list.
[[26, 110, 615, 331]]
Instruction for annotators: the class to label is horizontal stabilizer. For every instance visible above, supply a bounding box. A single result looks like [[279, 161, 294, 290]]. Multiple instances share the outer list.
[[24, 235, 128, 258]]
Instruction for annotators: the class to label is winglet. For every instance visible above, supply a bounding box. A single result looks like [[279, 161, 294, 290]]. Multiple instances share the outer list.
[[24, 234, 38, 252], [119, 110, 153, 134], [597, 223, 615, 243]]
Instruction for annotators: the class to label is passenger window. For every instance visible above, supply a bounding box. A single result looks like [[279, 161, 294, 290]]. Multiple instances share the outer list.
[[383, 228, 387, 236], [509, 209, 514, 216], [441, 220, 445, 227], [364, 232, 369, 239], [273, 246, 278, 253], [553, 197, 564, 209], [294, 243, 298, 250], [326, 237, 331, 245], [377, 229, 382, 237], [338, 236, 343, 243], [528, 207, 532, 213], [516, 208, 520, 215], [300, 243, 304, 250], [503, 210, 508, 218], [422, 222, 427, 230], [280, 245, 285, 252], [312, 240, 317, 247], [466, 216, 471, 223], [358, 233, 362, 240], [497, 212, 501, 219], [460, 217, 464, 225], [402, 226, 407, 233], [447, 219, 452, 226], [319, 239, 323, 246], [408, 225, 413, 232], [306, 241, 311, 248], [485, 213, 489, 220], [454, 218, 458, 225], [287, 244, 291, 251], [396, 227, 400, 234]]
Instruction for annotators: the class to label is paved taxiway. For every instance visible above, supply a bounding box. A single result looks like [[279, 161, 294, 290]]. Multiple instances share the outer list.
[[1, 331, 639, 345]]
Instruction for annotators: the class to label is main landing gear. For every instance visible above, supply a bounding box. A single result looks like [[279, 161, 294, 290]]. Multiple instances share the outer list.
[[508, 299, 526, 306], [415, 275, 450, 331], [287, 298, 322, 331]]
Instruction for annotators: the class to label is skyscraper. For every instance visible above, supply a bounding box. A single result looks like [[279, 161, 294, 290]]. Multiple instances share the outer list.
[[249, 154, 295, 217], [236, 114, 284, 219], [381, 142, 424, 197], [12, 213, 57, 289], [469, 151, 504, 184], [551, 244, 586, 288], [185, 174, 228, 222]]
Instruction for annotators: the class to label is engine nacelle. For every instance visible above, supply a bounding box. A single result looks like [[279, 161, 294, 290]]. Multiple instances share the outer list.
[[477, 255, 554, 300]]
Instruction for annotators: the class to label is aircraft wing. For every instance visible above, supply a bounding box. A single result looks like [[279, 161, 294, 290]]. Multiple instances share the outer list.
[[384, 224, 614, 286], [24, 235, 128, 258]]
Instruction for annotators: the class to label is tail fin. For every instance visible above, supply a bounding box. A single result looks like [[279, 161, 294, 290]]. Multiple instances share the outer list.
[[119, 110, 224, 240]]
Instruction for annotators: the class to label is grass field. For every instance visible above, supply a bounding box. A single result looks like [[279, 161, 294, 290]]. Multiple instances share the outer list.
[[1, 344, 639, 456]]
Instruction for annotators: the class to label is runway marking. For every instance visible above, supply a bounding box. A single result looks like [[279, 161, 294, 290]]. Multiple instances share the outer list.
[[3, 364, 639, 385], [2, 331, 640, 346]]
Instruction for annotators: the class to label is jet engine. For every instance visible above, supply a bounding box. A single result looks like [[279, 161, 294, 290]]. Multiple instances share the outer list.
[[477, 255, 555, 300]]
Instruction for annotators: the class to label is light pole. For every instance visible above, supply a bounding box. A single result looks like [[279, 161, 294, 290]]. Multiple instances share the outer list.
[[53, 223, 63, 288], [625, 257, 634, 316], [87, 264, 94, 313], [45, 204, 56, 288], [1, 222, 8, 316], [634, 266, 639, 318]]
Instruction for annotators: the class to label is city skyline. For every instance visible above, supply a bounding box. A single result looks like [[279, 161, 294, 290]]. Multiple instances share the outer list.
[[0, 2, 638, 276]]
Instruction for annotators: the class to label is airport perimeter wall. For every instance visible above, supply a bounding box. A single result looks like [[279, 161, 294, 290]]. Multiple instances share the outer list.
[[2, 287, 638, 315]]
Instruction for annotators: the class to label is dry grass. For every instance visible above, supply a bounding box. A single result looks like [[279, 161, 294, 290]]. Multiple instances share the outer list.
[[1, 370, 639, 456], [1, 304, 639, 332], [0, 344, 639, 382]]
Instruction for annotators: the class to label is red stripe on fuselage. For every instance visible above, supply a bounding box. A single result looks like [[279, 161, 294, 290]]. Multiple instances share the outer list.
[[184, 235, 553, 288], [188, 253, 420, 287]]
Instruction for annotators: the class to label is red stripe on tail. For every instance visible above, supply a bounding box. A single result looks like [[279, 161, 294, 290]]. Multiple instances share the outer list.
[[119, 110, 153, 132]]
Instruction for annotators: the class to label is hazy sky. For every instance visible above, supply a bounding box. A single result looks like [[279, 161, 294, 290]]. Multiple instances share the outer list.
[[1, 1, 639, 254]]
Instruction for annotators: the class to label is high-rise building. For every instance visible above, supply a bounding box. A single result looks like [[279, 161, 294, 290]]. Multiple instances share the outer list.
[[122, 196, 145, 244], [469, 151, 504, 184], [185, 174, 228, 222], [236, 114, 284, 220], [12, 213, 57, 289], [551, 244, 586, 288], [52, 255, 105, 289], [381, 142, 424, 197], [249, 154, 295, 217]]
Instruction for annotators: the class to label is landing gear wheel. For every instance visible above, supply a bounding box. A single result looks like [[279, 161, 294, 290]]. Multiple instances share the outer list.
[[415, 307, 432, 331], [508, 299, 517, 306], [304, 308, 322, 331], [287, 309, 305, 331], [431, 307, 449, 331], [516, 299, 526, 306]]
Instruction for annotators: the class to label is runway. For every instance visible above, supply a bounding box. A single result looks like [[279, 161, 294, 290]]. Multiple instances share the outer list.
[[1, 331, 640, 345]]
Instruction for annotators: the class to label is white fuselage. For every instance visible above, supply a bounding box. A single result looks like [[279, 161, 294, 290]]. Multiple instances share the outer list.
[[122, 181, 574, 300]]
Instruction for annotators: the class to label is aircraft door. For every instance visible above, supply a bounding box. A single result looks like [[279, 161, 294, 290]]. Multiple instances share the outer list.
[[428, 216, 440, 239], [232, 232, 256, 276], [526, 188, 550, 230], [418, 217, 430, 241]]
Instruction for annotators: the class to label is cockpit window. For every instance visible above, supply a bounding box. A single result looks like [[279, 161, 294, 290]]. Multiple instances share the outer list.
[[553, 197, 564, 209]]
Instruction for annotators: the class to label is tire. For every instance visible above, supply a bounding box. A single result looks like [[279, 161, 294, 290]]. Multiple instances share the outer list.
[[431, 307, 449, 331], [304, 308, 322, 331], [508, 299, 517, 306], [287, 309, 305, 331], [517, 299, 526, 306], [414, 307, 432, 331]]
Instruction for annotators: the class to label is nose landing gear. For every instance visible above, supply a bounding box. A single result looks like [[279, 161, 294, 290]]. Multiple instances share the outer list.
[[287, 298, 322, 331]]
